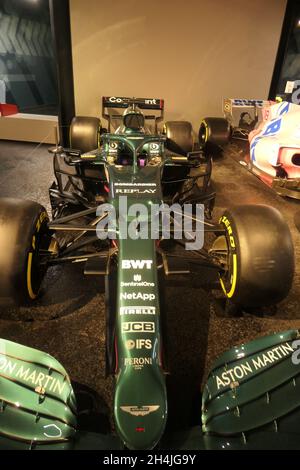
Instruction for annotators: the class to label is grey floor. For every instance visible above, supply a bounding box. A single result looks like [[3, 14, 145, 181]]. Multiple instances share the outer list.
[[0, 139, 300, 432]]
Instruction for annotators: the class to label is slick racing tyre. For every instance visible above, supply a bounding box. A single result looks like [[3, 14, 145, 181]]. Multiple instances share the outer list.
[[215, 205, 294, 308], [70, 116, 101, 153], [0, 198, 51, 305], [199, 117, 230, 153], [163, 121, 193, 155]]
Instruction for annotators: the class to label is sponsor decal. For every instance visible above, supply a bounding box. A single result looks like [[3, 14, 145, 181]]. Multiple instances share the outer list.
[[0, 356, 68, 396], [122, 322, 155, 333], [120, 292, 155, 301], [122, 259, 153, 270], [115, 188, 156, 195], [114, 182, 157, 195], [109, 96, 123, 103], [215, 342, 294, 390], [149, 142, 160, 155], [120, 281, 155, 287], [124, 357, 153, 369], [115, 183, 157, 187], [120, 405, 159, 416], [114, 183, 157, 195], [219, 215, 235, 248], [107, 97, 158, 106], [145, 99, 157, 105], [120, 306, 156, 315], [150, 143, 159, 150], [108, 141, 118, 154], [223, 99, 232, 114], [125, 339, 152, 350], [232, 99, 264, 107], [120, 274, 155, 288]]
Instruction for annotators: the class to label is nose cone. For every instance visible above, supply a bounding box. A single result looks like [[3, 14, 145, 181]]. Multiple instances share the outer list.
[[114, 366, 167, 450]]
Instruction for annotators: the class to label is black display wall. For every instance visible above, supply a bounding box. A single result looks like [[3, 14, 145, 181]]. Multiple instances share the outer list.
[[269, 0, 300, 102], [0, 0, 58, 115]]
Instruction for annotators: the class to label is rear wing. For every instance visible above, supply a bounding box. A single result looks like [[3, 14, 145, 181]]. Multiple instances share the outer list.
[[102, 96, 164, 132], [102, 96, 164, 110], [223, 98, 273, 134]]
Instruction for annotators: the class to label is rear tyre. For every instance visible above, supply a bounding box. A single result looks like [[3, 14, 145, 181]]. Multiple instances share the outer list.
[[215, 204, 294, 309], [163, 121, 193, 155], [0, 198, 51, 305], [199, 117, 230, 154], [70, 116, 101, 153]]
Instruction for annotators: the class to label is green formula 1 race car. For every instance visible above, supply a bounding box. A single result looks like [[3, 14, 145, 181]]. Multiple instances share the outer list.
[[0, 97, 295, 450]]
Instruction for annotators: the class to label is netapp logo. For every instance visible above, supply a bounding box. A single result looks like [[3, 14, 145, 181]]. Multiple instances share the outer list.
[[120, 292, 155, 301], [120, 306, 156, 315], [122, 260, 153, 270], [121, 322, 155, 333]]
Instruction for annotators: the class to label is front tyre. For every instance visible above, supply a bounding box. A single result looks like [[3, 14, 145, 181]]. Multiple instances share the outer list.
[[199, 117, 230, 154], [216, 205, 294, 308], [69, 116, 101, 153], [163, 121, 193, 155], [0, 198, 51, 305]]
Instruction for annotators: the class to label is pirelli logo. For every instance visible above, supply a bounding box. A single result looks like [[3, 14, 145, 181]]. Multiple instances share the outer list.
[[121, 322, 155, 333], [120, 306, 156, 315]]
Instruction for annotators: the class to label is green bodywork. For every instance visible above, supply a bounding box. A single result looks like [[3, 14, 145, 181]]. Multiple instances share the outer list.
[[0, 339, 76, 448], [202, 329, 300, 437], [2, 329, 300, 449], [107, 159, 167, 449]]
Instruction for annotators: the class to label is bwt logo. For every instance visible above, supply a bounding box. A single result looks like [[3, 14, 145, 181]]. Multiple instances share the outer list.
[[122, 260, 153, 270]]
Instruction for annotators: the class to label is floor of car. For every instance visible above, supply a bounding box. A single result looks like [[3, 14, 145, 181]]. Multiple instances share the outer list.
[[0, 139, 300, 435]]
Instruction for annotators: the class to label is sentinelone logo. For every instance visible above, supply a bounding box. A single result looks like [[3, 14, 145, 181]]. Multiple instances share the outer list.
[[95, 196, 204, 250]]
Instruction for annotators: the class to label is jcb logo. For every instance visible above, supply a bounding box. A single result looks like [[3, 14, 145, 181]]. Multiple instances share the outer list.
[[122, 322, 155, 333], [122, 260, 153, 270]]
